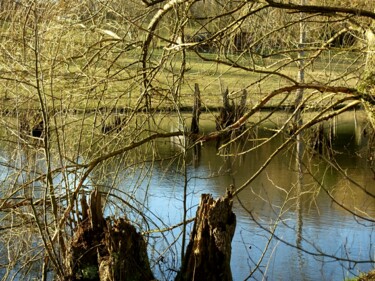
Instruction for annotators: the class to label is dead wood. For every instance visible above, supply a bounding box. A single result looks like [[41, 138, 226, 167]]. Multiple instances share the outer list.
[[65, 190, 154, 281], [175, 192, 236, 281]]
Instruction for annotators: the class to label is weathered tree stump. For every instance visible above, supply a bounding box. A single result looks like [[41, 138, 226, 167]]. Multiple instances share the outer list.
[[176, 192, 236, 281], [216, 88, 235, 130], [215, 88, 247, 149], [66, 188, 235, 281], [99, 217, 153, 281], [216, 88, 247, 131], [65, 189, 154, 281], [191, 83, 202, 135]]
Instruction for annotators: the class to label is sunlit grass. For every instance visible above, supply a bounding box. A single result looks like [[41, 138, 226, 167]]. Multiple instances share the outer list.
[[0, 20, 364, 112]]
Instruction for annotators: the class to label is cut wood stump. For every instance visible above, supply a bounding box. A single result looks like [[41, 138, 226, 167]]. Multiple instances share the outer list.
[[176, 192, 236, 281]]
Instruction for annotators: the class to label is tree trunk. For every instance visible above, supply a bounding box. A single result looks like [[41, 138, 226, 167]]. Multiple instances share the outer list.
[[175, 192, 236, 281]]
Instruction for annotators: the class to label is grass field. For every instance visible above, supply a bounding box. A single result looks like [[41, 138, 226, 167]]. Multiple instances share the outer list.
[[0, 20, 364, 113]]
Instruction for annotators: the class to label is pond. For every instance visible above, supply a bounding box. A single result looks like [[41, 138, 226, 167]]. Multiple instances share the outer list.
[[115, 111, 374, 281], [0, 110, 374, 281]]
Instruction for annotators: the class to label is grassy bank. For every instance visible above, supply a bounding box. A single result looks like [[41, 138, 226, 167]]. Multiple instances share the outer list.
[[0, 20, 363, 113]]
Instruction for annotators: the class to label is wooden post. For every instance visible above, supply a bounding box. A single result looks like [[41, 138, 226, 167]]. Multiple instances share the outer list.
[[176, 192, 236, 281]]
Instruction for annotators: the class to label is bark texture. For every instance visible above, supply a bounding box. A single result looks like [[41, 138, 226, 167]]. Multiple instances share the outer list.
[[65, 190, 154, 281], [176, 192, 236, 281], [66, 189, 236, 281]]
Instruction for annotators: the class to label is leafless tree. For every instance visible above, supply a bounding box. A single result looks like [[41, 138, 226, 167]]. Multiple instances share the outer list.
[[0, 0, 374, 280]]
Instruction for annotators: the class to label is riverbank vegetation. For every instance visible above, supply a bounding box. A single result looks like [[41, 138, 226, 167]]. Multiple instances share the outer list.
[[0, 0, 374, 280]]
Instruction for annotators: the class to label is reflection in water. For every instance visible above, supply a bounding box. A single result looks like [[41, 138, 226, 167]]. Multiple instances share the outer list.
[[0, 111, 374, 280], [295, 132, 305, 280], [121, 112, 375, 281]]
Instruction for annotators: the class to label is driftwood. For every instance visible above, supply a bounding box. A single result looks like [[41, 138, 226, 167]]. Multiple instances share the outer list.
[[176, 191, 236, 281]]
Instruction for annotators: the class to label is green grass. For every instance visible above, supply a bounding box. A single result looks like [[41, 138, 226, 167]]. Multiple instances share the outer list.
[[0, 20, 364, 113]]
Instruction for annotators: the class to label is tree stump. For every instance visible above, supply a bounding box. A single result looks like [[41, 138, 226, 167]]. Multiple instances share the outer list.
[[191, 83, 202, 135], [215, 88, 247, 150], [65, 190, 235, 281], [65, 190, 154, 281], [216, 88, 235, 130], [176, 192, 236, 281]]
